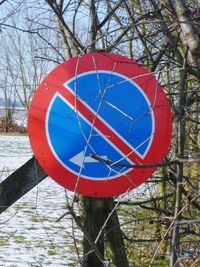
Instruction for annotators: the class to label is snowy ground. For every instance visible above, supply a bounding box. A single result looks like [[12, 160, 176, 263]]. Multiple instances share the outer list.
[[0, 135, 152, 267], [0, 135, 82, 267]]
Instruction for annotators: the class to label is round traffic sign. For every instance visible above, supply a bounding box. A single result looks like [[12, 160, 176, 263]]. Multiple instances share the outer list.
[[28, 53, 172, 197]]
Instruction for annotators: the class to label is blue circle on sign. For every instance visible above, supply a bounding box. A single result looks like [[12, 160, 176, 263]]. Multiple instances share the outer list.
[[46, 71, 154, 180]]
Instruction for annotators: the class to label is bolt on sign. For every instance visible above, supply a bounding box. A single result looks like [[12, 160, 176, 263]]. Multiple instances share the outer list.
[[28, 53, 172, 197]]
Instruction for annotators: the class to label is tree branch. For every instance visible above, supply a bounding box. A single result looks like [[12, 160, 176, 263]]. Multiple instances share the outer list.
[[91, 154, 200, 169], [45, 0, 85, 52]]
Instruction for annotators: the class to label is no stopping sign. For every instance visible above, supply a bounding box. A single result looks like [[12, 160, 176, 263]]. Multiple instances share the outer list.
[[28, 53, 172, 197]]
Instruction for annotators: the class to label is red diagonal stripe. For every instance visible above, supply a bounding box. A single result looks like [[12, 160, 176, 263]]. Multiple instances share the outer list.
[[57, 85, 145, 165]]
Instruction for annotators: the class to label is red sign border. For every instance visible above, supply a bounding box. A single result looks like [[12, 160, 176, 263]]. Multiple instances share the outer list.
[[28, 53, 172, 197]]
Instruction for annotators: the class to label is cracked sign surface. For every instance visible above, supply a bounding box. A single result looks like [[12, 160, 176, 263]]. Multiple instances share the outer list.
[[28, 53, 172, 197]]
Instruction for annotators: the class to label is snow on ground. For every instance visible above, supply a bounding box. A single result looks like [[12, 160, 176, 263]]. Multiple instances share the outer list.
[[0, 135, 152, 267], [0, 135, 82, 267]]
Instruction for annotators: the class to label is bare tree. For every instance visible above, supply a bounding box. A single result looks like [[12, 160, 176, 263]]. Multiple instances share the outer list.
[[0, 0, 200, 267], [0, 69, 15, 133], [0, 30, 49, 111]]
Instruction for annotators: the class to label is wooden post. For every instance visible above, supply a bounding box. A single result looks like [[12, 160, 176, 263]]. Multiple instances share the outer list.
[[0, 157, 46, 213]]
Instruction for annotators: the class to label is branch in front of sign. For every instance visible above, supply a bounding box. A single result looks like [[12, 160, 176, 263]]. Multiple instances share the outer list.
[[91, 154, 200, 168]]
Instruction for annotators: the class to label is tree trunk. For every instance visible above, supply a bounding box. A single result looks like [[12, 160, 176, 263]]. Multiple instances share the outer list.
[[170, 64, 187, 267], [173, 0, 200, 74], [82, 197, 129, 267], [82, 197, 106, 267]]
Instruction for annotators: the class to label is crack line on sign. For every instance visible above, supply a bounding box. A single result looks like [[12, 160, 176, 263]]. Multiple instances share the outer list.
[[104, 100, 134, 121]]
